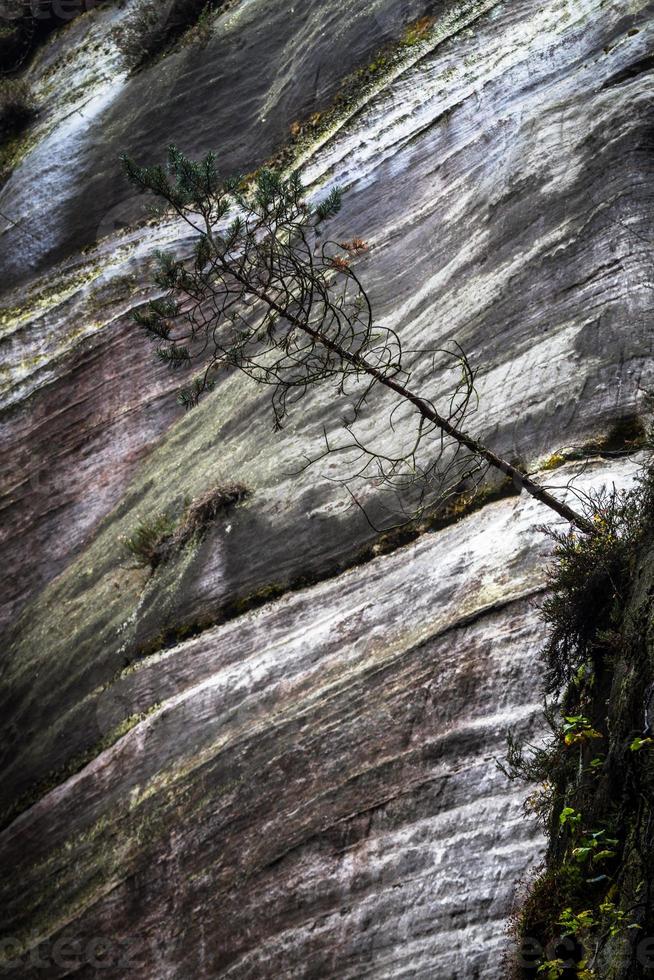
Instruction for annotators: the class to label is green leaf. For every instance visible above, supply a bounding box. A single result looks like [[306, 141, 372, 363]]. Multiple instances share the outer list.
[[630, 737, 653, 751], [559, 807, 581, 827]]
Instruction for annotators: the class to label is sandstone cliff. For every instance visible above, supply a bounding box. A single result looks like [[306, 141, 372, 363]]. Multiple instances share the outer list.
[[0, 1, 652, 976]]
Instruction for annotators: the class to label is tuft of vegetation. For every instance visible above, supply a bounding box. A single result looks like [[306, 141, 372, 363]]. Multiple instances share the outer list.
[[593, 415, 648, 455], [402, 15, 434, 46], [539, 418, 648, 476], [124, 511, 177, 568], [0, 79, 36, 144], [503, 451, 654, 979], [541, 452, 568, 472], [181, 482, 247, 529], [541, 477, 653, 694], [124, 483, 248, 569]]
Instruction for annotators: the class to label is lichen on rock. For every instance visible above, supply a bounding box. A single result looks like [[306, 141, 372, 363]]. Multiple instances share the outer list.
[[1, 0, 653, 976]]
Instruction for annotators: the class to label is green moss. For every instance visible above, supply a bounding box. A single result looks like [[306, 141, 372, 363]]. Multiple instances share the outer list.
[[537, 419, 647, 476], [222, 582, 287, 618], [258, 0, 496, 193], [130, 581, 292, 664], [0, 263, 102, 339], [402, 15, 435, 46], [270, 13, 442, 173], [541, 452, 568, 472], [432, 476, 520, 527]]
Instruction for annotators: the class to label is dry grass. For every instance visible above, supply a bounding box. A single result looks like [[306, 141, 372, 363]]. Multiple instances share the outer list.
[[125, 483, 248, 569]]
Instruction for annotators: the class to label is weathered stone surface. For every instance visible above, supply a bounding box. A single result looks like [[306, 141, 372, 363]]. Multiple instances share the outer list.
[[1, 0, 653, 976], [0, 0, 449, 288], [0, 457, 644, 979], [2, 0, 652, 638]]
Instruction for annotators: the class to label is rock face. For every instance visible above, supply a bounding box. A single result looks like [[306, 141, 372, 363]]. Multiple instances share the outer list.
[[0, 0, 652, 977]]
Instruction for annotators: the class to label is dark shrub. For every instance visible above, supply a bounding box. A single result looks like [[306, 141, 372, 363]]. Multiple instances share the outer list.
[[0, 78, 36, 142]]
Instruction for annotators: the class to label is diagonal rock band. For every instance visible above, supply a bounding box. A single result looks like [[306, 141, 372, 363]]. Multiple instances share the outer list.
[[123, 147, 596, 537]]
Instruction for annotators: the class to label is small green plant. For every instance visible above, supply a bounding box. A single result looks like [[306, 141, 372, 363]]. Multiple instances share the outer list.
[[537, 959, 566, 979], [505, 453, 654, 977], [561, 716, 603, 746], [571, 830, 618, 865], [559, 807, 583, 830], [536, 910, 597, 979], [597, 899, 640, 938], [124, 512, 177, 568], [540, 470, 654, 692], [559, 906, 597, 934], [537, 951, 594, 980]]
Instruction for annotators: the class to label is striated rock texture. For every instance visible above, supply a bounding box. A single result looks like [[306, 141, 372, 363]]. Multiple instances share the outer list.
[[0, 0, 653, 976]]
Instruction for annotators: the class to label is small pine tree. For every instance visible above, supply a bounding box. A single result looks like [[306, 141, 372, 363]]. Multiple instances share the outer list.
[[122, 145, 594, 534]]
